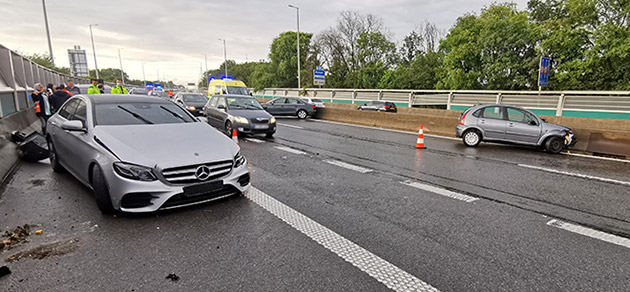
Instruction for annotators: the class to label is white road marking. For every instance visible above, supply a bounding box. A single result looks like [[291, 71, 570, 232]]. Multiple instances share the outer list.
[[562, 152, 630, 164], [546, 219, 630, 249], [401, 180, 479, 203], [278, 123, 304, 129], [312, 119, 461, 141], [324, 160, 373, 173], [518, 164, 630, 186], [275, 146, 307, 155], [245, 187, 440, 292], [245, 138, 265, 143]]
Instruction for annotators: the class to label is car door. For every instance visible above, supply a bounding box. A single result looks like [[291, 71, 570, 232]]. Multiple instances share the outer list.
[[478, 106, 507, 140], [505, 107, 542, 144], [66, 99, 94, 183], [215, 96, 229, 127], [285, 98, 301, 115], [265, 98, 285, 115], [50, 98, 80, 165], [207, 96, 222, 127]]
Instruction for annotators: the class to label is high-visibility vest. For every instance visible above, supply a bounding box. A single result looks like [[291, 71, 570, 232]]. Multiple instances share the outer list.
[[34, 101, 41, 113], [63, 89, 74, 96]]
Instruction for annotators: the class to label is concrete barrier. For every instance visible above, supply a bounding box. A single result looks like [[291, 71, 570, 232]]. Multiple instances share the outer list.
[[0, 108, 40, 182], [316, 103, 630, 158]]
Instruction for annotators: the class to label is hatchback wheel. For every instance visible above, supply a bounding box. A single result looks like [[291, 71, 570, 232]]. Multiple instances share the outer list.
[[463, 130, 481, 147], [545, 136, 564, 154], [297, 109, 307, 119], [92, 165, 115, 214]]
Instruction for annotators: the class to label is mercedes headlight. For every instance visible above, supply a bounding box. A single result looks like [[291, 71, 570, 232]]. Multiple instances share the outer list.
[[113, 162, 157, 181], [270, 117, 276, 123], [234, 152, 246, 168]]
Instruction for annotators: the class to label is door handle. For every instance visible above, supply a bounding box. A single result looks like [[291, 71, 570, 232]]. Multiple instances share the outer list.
[[508, 122, 514, 127]]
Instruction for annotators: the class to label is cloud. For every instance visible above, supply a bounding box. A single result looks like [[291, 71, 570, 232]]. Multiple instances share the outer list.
[[0, 0, 528, 84]]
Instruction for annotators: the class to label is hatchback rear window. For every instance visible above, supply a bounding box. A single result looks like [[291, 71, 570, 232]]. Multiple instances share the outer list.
[[312, 99, 323, 102], [481, 107, 503, 119]]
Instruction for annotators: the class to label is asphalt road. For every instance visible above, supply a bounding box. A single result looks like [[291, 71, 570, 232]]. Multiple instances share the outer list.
[[1, 118, 629, 291]]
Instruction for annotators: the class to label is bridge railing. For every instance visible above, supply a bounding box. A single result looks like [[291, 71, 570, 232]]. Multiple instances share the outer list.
[[259, 88, 630, 120], [0, 44, 88, 118]]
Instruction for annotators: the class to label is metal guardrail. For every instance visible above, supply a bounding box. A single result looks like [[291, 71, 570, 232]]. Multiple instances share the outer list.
[[260, 88, 630, 120], [0, 44, 88, 118]]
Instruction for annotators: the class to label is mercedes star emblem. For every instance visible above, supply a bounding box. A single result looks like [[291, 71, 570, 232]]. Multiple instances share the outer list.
[[195, 165, 212, 181]]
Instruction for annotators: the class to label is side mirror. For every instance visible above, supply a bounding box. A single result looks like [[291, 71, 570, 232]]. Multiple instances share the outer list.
[[262, 105, 268, 109], [61, 120, 86, 132], [217, 104, 226, 110], [249, 92, 253, 96]]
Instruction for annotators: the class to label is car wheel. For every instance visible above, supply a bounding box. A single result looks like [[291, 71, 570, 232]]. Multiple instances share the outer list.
[[47, 137, 65, 173], [463, 129, 481, 147], [545, 136, 564, 154], [297, 109, 307, 119], [225, 120, 233, 136], [92, 165, 115, 214]]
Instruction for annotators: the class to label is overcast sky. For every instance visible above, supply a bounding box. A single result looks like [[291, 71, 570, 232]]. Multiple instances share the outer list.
[[1, 0, 528, 84]]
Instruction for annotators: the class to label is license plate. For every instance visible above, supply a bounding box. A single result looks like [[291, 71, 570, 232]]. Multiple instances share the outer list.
[[183, 180, 223, 197], [253, 124, 269, 129]]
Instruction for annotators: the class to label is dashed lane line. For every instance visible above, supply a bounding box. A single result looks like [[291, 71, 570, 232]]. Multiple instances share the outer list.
[[324, 159, 373, 173], [275, 146, 307, 155], [401, 180, 479, 203], [278, 123, 304, 129], [245, 138, 265, 143], [518, 164, 630, 187], [547, 219, 630, 249], [245, 187, 440, 292]]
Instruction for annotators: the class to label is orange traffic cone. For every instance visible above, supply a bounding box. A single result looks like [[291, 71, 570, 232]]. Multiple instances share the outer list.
[[416, 124, 426, 149], [232, 129, 239, 146]]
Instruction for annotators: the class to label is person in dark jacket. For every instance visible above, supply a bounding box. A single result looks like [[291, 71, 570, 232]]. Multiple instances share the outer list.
[[50, 84, 72, 111], [66, 80, 80, 95], [31, 83, 52, 134]]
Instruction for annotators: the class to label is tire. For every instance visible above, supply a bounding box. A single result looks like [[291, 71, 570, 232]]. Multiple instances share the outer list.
[[297, 109, 307, 119], [47, 137, 65, 173], [92, 165, 115, 214], [225, 120, 233, 136], [462, 129, 482, 147], [545, 136, 564, 154]]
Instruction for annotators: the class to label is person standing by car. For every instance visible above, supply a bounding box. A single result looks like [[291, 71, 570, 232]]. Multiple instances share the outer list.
[[111, 79, 128, 94], [66, 80, 80, 95], [87, 79, 101, 94], [50, 84, 72, 111], [31, 83, 52, 134], [98, 84, 105, 93]]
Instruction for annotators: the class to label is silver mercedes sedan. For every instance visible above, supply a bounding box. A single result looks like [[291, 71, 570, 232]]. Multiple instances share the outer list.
[[46, 94, 250, 213]]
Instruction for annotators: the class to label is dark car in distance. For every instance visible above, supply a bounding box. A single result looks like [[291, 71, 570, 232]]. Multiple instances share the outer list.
[[357, 100, 398, 112], [263, 97, 316, 119], [175, 93, 207, 116], [204, 95, 276, 137]]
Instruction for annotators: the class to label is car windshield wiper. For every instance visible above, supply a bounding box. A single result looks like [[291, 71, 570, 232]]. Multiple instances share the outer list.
[[159, 106, 188, 123], [117, 106, 154, 124]]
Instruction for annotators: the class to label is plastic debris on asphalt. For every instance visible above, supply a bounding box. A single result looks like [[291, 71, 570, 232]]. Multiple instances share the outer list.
[[166, 273, 180, 281]]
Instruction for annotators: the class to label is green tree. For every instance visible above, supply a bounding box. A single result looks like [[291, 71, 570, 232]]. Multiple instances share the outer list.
[[22, 52, 70, 75], [89, 68, 129, 82], [378, 51, 443, 89], [355, 32, 397, 88]]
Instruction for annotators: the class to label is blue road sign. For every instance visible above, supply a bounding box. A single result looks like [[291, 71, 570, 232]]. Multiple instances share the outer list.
[[314, 68, 326, 86], [538, 57, 550, 87], [313, 69, 325, 76]]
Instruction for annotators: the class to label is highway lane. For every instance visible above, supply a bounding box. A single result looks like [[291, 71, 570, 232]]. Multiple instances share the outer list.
[[0, 118, 629, 291]]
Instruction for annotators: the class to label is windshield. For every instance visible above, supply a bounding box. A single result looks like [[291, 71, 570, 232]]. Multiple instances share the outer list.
[[95, 102, 196, 125], [183, 94, 207, 102], [226, 86, 249, 95], [226, 96, 263, 110]]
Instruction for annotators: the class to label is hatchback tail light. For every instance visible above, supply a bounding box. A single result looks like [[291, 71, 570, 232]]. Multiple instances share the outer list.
[[384, 105, 390, 109], [323, 102, 326, 105], [312, 105, 316, 109], [459, 112, 468, 125]]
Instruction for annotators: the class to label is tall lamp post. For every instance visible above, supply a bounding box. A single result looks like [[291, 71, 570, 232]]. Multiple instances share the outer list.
[[288, 4, 301, 89], [42, 0, 55, 67], [202, 53, 208, 86], [118, 48, 125, 84], [141, 62, 146, 87], [218, 39, 227, 77], [89, 24, 99, 79]]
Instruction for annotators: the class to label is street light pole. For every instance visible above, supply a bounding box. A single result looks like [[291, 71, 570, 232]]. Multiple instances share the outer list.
[[89, 24, 99, 79], [218, 39, 227, 77], [288, 5, 300, 89], [42, 0, 55, 67], [141, 62, 146, 87], [118, 48, 125, 84], [202, 53, 208, 86]]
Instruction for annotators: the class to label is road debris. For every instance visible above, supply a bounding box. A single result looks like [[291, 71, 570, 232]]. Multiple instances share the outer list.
[[34, 230, 43, 235], [166, 273, 180, 281], [7, 238, 79, 262], [0, 266, 11, 278], [0, 225, 30, 251]]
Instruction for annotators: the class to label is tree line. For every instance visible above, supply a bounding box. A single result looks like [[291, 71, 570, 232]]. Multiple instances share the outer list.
[[201, 0, 630, 91]]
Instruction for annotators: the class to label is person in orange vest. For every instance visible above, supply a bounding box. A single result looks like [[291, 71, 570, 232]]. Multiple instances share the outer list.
[[60, 84, 74, 97], [31, 83, 52, 134]]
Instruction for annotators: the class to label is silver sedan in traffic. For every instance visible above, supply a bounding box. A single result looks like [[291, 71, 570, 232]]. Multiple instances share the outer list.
[[46, 95, 250, 213]]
